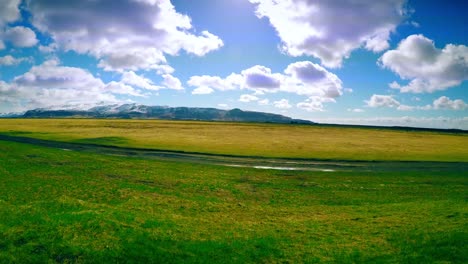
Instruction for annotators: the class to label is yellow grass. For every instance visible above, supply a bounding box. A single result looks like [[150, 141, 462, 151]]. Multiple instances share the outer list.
[[0, 118, 467, 161]]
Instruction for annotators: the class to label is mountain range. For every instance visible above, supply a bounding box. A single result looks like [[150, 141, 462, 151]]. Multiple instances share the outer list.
[[17, 104, 315, 124]]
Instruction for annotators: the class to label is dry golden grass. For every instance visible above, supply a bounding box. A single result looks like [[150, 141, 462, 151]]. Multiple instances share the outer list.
[[0, 118, 467, 161]]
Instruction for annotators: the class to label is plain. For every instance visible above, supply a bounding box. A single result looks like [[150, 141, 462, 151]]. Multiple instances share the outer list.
[[0, 119, 467, 263]]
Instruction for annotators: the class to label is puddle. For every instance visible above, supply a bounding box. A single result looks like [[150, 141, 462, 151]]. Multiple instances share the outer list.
[[254, 166, 301, 170], [254, 166, 335, 172], [225, 164, 335, 172]]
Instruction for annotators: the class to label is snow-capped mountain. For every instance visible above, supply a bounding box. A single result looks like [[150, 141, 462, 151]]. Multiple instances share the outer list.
[[20, 104, 315, 124]]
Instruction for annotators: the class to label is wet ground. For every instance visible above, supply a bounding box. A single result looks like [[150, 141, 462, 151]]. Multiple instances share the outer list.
[[1, 134, 466, 173]]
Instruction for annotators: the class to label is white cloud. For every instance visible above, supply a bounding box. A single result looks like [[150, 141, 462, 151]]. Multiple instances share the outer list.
[[4, 26, 38, 47], [0, 60, 198, 111], [366, 94, 400, 108], [297, 96, 335, 112], [0, 0, 22, 50], [365, 94, 467, 112], [104, 81, 145, 97], [0, 0, 21, 27], [153, 64, 175, 75], [0, 55, 32, 66], [161, 74, 183, 90], [388, 81, 401, 89], [249, 0, 406, 68], [396, 104, 414, 111], [1, 60, 121, 110], [14, 60, 100, 90], [38, 43, 58, 53], [433, 96, 467, 110], [120, 71, 161, 91], [239, 94, 259, 103], [380, 34, 468, 93], [188, 74, 242, 92], [313, 117, 468, 130], [258, 98, 269, 105], [347, 108, 364, 113], [27, 0, 223, 72], [97, 48, 167, 72], [217, 103, 229, 109], [192, 86, 214, 95], [283, 61, 342, 98], [188, 61, 342, 111], [241, 65, 282, 89], [273, 99, 291, 109]]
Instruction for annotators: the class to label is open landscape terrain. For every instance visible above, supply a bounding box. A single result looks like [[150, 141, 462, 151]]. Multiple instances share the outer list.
[[1, 0, 467, 263], [0, 119, 467, 263]]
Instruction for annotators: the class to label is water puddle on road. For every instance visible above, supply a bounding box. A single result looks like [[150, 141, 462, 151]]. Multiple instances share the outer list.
[[225, 164, 336, 172]]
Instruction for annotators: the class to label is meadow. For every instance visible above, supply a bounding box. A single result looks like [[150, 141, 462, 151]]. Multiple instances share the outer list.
[[0, 118, 467, 161], [0, 119, 467, 263]]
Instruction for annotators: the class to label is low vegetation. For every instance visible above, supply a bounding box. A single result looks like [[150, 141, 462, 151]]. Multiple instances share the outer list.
[[0, 119, 467, 161], [0, 119, 466, 263]]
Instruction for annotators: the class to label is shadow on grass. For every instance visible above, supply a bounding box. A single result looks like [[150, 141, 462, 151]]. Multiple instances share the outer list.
[[73, 137, 129, 145]]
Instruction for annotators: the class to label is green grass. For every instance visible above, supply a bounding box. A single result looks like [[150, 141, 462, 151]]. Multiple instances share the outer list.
[[0, 138, 467, 263], [0, 118, 467, 161]]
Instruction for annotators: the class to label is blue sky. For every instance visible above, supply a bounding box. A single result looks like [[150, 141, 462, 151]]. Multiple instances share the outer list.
[[0, 0, 467, 129]]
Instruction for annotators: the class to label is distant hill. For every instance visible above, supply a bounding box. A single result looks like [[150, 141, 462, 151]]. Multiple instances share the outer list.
[[20, 104, 315, 124]]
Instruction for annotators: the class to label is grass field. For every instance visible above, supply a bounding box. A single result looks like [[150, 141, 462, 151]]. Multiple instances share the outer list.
[[0, 119, 467, 263], [0, 119, 467, 161]]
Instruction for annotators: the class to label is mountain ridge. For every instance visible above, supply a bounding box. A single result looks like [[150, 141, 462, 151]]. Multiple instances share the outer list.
[[19, 103, 315, 124]]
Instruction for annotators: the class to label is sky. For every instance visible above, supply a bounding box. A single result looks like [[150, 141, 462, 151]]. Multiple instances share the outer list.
[[0, 0, 467, 129]]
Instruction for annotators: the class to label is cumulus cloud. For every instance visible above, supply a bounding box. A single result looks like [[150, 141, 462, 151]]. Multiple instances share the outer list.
[[249, 0, 406, 68], [192, 86, 214, 95], [0, 55, 32, 66], [188, 61, 342, 111], [1, 60, 118, 109], [396, 105, 415, 111], [241, 65, 281, 89], [284, 61, 342, 98], [313, 116, 468, 130], [4, 26, 38, 47], [104, 81, 144, 97], [239, 94, 259, 103], [14, 60, 100, 89], [120, 71, 161, 91], [433, 96, 467, 110], [297, 96, 335, 112], [0, 0, 21, 27], [154, 64, 175, 75], [188, 74, 242, 92], [380, 34, 468, 93], [273, 99, 292, 109], [38, 43, 58, 53], [26, 0, 223, 72], [347, 108, 364, 113], [161, 74, 183, 90], [0, 60, 176, 111], [365, 94, 467, 111], [366, 94, 401, 108], [0, 0, 33, 49]]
